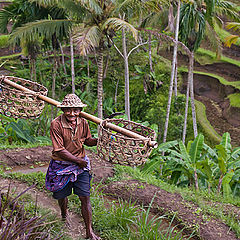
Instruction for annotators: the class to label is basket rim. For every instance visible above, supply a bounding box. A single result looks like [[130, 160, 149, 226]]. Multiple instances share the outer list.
[[0, 75, 48, 95], [99, 118, 156, 141]]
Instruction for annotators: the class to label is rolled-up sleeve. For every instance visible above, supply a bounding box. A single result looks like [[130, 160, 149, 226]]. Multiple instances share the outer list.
[[83, 120, 97, 146]]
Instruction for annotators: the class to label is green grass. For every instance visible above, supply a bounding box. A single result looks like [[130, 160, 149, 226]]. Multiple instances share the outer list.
[[0, 53, 22, 60], [179, 66, 240, 90], [196, 48, 240, 68], [0, 141, 51, 150], [17, 193, 72, 239], [178, 52, 240, 143], [195, 100, 221, 144], [0, 182, 70, 239], [1, 162, 240, 239], [0, 169, 194, 240], [227, 93, 240, 107], [109, 165, 240, 206], [108, 165, 240, 237], [194, 70, 240, 90], [0, 35, 10, 48]]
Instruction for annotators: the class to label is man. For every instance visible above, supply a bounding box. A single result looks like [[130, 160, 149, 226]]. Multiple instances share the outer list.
[[45, 94, 101, 240]]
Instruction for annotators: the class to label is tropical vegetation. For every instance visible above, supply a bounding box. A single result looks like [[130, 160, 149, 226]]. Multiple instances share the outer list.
[[0, 0, 239, 238]]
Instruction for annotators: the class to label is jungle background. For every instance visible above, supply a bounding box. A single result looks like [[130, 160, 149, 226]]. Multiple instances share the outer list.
[[0, 0, 240, 239]]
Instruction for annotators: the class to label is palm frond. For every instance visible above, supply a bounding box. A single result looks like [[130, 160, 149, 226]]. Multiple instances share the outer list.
[[56, 0, 88, 20], [75, 0, 102, 15], [140, 10, 168, 30], [116, 0, 166, 14], [226, 22, 240, 32], [103, 17, 138, 41], [215, 0, 240, 22], [74, 25, 101, 55], [205, 21, 222, 58], [0, 9, 13, 33], [116, 0, 140, 12], [10, 19, 72, 45], [144, 0, 168, 11], [31, 0, 102, 16], [224, 35, 239, 47], [179, 2, 206, 51], [29, 0, 58, 7]]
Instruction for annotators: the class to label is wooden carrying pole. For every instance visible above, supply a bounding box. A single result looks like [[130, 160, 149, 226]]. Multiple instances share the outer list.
[[3, 78, 157, 147]]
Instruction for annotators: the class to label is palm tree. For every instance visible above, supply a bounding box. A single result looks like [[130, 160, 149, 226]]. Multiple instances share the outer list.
[[0, 0, 49, 80], [15, 0, 137, 119], [73, 0, 138, 119], [4, 0, 71, 120]]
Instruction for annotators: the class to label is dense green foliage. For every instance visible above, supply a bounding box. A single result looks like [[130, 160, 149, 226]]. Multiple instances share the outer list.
[[0, 39, 196, 144], [0, 0, 239, 238], [0, 114, 51, 144], [143, 132, 240, 197]]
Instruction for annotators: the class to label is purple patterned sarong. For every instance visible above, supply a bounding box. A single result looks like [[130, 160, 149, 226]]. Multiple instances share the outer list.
[[45, 155, 90, 192]]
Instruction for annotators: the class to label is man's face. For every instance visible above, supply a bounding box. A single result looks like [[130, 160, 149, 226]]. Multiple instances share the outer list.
[[63, 107, 82, 123]]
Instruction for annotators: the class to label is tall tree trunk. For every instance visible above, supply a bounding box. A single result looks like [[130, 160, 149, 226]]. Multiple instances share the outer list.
[[182, 66, 190, 144], [51, 49, 58, 121], [163, 0, 181, 142], [97, 52, 104, 119], [59, 41, 67, 76], [103, 52, 110, 79], [174, 59, 178, 96], [189, 51, 198, 137], [33, 58, 37, 82], [29, 57, 36, 82], [86, 56, 90, 78], [168, 2, 175, 32], [149, 32, 153, 73], [70, 33, 75, 94], [29, 58, 33, 81], [114, 78, 119, 106], [122, 27, 130, 120]]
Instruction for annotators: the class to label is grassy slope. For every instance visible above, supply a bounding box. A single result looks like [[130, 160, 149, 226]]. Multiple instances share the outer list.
[[1, 163, 240, 239]]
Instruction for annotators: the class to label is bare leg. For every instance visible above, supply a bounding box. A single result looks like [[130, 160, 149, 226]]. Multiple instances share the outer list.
[[79, 196, 101, 240], [58, 197, 68, 220]]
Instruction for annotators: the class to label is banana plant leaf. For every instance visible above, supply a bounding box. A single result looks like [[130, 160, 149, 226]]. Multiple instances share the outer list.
[[189, 134, 204, 165]]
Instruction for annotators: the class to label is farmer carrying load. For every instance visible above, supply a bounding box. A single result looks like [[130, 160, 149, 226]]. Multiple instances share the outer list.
[[45, 93, 101, 240]]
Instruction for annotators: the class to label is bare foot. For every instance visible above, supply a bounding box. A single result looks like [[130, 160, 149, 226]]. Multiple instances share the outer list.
[[61, 215, 72, 229], [86, 231, 101, 240]]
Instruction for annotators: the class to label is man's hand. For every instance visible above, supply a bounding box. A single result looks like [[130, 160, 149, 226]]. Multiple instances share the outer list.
[[76, 158, 88, 168], [84, 137, 98, 146], [55, 149, 88, 167]]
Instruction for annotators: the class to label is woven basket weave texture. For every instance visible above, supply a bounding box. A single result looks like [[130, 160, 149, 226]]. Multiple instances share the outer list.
[[97, 118, 156, 166], [0, 76, 48, 118]]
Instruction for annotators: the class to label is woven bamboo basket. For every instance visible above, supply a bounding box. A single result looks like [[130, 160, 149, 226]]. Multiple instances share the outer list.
[[97, 118, 156, 166], [0, 76, 48, 118]]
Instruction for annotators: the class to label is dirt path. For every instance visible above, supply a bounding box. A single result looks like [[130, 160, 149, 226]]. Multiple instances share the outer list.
[[0, 178, 86, 240], [103, 180, 239, 240], [0, 146, 239, 240], [0, 146, 114, 240]]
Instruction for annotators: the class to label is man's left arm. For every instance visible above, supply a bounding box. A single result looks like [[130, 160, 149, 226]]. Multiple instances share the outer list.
[[83, 119, 98, 146]]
